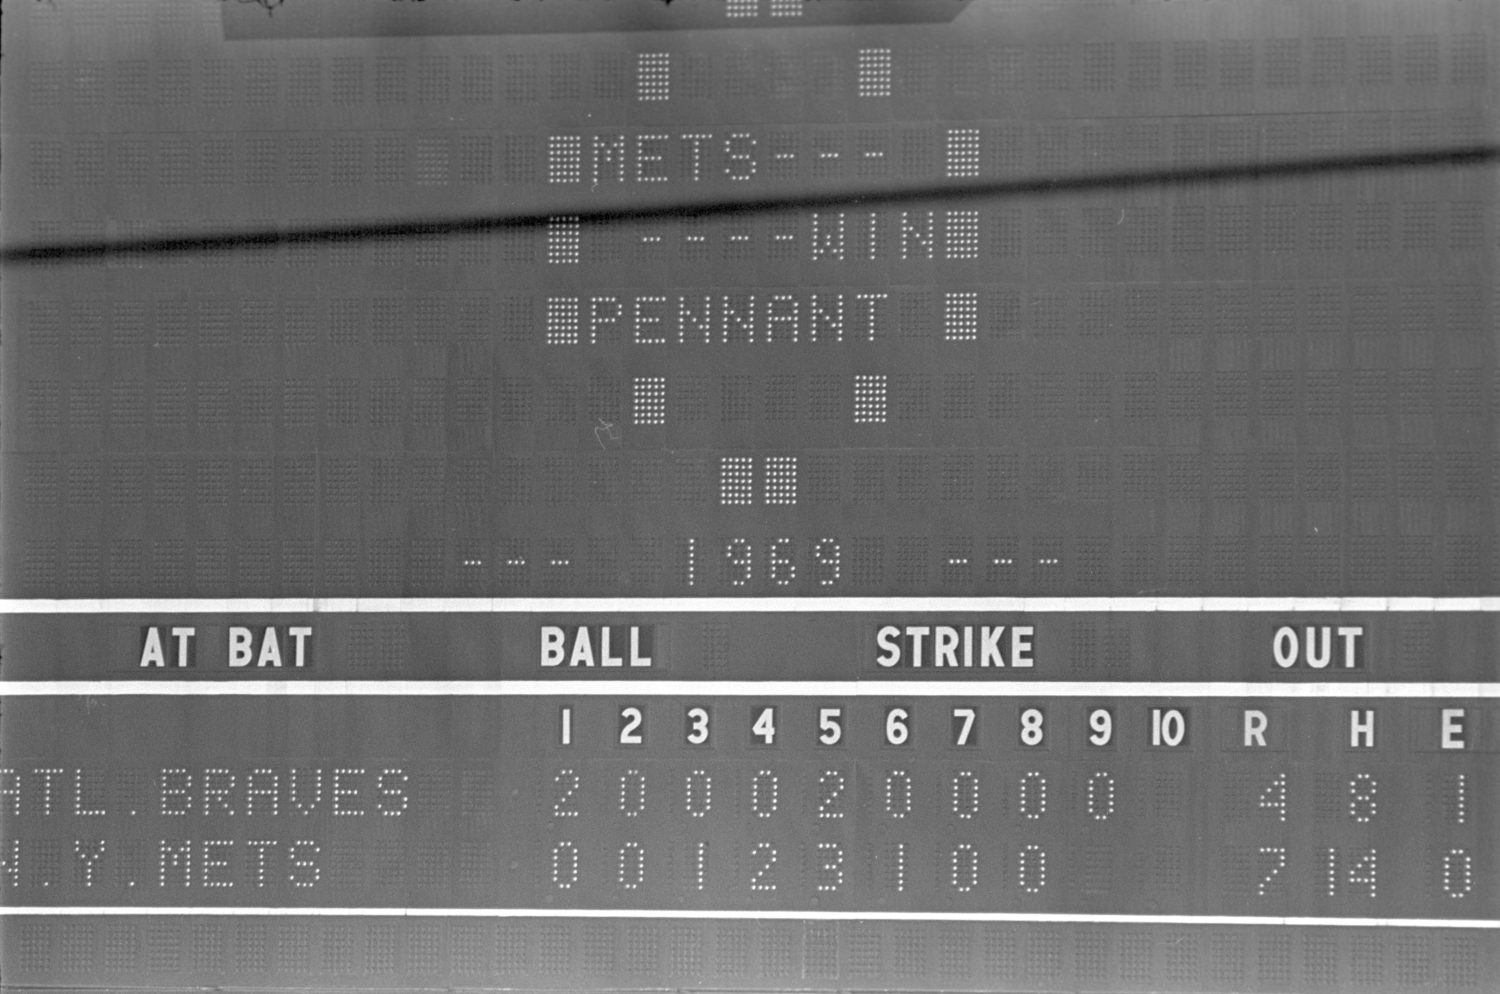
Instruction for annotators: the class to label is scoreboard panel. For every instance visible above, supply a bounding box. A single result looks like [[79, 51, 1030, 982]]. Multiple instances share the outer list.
[[1, 0, 1496, 991], [1, 606, 1496, 989], [1, 692, 1495, 916]]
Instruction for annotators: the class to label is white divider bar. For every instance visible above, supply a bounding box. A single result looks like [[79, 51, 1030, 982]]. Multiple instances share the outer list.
[[1, 597, 1497, 614], [2, 681, 1496, 697], [0, 907, 1495, 927]]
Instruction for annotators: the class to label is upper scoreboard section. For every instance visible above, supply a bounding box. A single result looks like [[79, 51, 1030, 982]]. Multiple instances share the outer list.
[[3, 0, 1496, 600], [220, 0, 974, 36]]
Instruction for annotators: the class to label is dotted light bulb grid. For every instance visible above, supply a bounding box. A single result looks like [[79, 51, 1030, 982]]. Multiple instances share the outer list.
[[546, 135, 582, 184], [552, 841, 577, 889], [853, 374, 888, 423], [632, 376, 667, 425], [618, 770, 645, 817], [945, 210, 981, 259], [943, 291, 979, 341], [946, 127, 981, 178], [636, 53, 670, 102], [1258, 847, 1287, 896], [764, 456, 798, 505], [1019, 843, 1047, 893], [749, 842, 777, 891], [685, 770, 712, 818], [752, 769, 779, 817], [1444, 848, 1473, 898], [546, 216, 581, 265], [1087, 771, 1116, 821], [858, 48, 893, 98], [693, 841, 708, 890], [1020, 770, 1047, 819], [950, 843, 978, 893], [718, 457, 755, 506], [73, 840, 104, 887], [885, 769, 910, 817], [544, 297, 580, 345], [816, 842, 844, 892], [617, 842, 644, 889], [952, 771, 978, 819], [1349, 773, 1377, 823], [816, 770, 846, 820]]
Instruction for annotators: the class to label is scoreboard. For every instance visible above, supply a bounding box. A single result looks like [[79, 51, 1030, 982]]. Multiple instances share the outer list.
[[1, 608, 1495, 989], [1, 0, 1497, 991], [3, 611, 1497, 915]]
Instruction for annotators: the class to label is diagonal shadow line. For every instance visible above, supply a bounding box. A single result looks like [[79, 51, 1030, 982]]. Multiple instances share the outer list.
[[2, 144, 1495, 264]]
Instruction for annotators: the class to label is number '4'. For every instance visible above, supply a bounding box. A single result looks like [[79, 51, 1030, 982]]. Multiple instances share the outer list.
[[752, 706, 777, 745], [1258, 771, 1287, 823]]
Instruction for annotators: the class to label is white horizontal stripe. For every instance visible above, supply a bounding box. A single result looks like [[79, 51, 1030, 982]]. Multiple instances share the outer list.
[[0, 907, 1494, 927], [1, 597, 1496, 614], [2, 681, 1495, 697]]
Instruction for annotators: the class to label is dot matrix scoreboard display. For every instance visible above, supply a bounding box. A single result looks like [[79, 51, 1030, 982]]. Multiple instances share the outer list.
[[0, 0, 1496, 992]]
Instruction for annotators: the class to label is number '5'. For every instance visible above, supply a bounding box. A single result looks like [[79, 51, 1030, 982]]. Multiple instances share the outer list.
[[818, 707, 843, 745]]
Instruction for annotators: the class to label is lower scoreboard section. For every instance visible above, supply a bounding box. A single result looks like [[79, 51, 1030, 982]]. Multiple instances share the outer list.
[[2, 697, 1492, 916], [1, 690, 1496, 991]]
